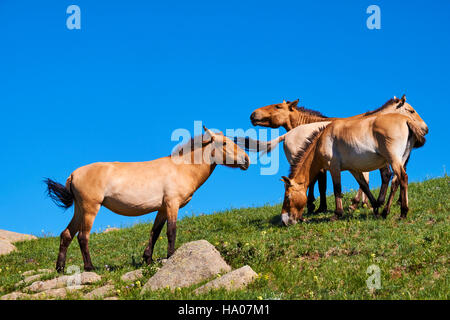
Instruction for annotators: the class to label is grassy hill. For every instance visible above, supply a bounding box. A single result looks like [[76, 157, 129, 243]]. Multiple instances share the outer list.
[[0, 176, 448, 300]]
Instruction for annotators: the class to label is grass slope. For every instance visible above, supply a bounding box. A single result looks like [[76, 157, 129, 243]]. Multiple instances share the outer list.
[[0, 177, 448, 300]]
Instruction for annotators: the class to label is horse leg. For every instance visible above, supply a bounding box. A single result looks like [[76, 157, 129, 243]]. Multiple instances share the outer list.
[[350, 172, 370, 210], [56, 203, 82, 273], [377, 166, 393, 206], [381, 176, 399, 219], [349, 171, 380, 215], [143, 210, 167, 265], [306, 178, 316, 214], [397, 154, 410, 205], [329, 168, 343, 219], [350, 189, 363, 211], [316, 171, 328, 213], [166, 203, 179, 258], [77, 202, 100, 271]]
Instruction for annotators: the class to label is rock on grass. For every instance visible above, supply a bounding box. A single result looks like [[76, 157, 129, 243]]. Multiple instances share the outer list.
[[194, 265, 258, 294], [141, 240, 231, 293]]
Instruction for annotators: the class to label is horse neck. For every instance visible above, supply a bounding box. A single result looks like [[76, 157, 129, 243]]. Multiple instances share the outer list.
[[179, 146, 218, 189], [292, 142, 322, 188], [286, 110, 336, 131]]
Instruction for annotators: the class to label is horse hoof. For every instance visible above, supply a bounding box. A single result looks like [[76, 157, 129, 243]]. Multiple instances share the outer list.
[[307, 205, 316, 214], [84, 265, 95, 272], [315, 206, 327, 214]]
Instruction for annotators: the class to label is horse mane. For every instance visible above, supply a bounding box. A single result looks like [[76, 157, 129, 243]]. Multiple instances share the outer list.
[[171, 134, 212, 156], [288, 127, 326, 179], [297, 106, 328, 118], [364, 97, 401, 116], [286, 100, 328, 118]]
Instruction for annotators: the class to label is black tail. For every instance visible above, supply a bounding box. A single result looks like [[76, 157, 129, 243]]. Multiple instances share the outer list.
[[44, 178, 74, 209]]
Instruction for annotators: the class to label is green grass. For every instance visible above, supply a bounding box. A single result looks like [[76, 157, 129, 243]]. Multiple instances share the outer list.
[[0, 177, 449, 300]]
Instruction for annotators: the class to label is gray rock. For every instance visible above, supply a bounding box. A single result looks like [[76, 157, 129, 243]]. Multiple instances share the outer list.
[[194, 265, 258, 294], [121, 269, 144, 282], [104, 296, 119, 300], [0, 230, 37, 243], [26, 271, 101, 292], [31, 285, 85, 299], [84, 284, 115, 299], [0, 239, 16, 256], [15, 274, 45, 288], [141, 240, 231, 293], [1, 291, 30, 300]]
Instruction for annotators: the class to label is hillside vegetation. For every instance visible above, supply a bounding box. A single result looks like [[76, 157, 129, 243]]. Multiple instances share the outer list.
[[0, 176, 448, 299]]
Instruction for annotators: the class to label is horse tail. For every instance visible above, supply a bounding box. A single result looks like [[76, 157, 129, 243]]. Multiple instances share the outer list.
[[44, 176, 74, 210], [407, 120, 426, 149], [233, 134, 286, 154]]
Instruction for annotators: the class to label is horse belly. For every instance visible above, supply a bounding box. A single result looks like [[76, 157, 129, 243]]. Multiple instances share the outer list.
[[339, 146, 386, 172], [102, 188, 163, 217]]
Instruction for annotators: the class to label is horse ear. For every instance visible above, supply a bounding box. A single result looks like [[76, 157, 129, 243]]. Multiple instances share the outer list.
[[280, 176, 291, 186], [282, 99, 286, 104], [397, 95, 406, 109], [288, 99, 299, 111], [202, 125, 215, 144]]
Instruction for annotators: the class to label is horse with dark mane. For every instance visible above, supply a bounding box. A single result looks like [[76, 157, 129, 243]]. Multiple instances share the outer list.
[[45, 126, 250, 272], [280, 97, 428, 225]]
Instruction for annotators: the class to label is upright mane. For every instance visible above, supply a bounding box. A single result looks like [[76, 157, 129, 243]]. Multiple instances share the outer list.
[[364, 97, 401, 116], [289, 127, 326, 179], [171, 134, 211, 156], [286, 100, 328, 118]]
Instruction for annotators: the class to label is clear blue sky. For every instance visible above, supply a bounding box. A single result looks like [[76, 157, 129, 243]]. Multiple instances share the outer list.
[[1, 0, 449, 236]]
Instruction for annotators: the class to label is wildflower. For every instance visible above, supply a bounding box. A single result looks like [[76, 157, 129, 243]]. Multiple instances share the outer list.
[[313, 275, 319, 282], [159, 236, 163, 240], [116, 289, 121, 294], [257, 296, 263, 300], [261, 231, 267, 235], [245, 243, 249, 246], [177, 287, 181, 292], [371, 253, 376, 258], [264, 274, 269, 280]]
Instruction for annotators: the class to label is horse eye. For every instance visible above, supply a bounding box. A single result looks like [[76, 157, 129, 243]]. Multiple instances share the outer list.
[[275, 105, 282, 109], [409, 110, 415, 114]]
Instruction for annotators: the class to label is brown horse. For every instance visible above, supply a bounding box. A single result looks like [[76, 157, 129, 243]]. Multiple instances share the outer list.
[[248, 96, 423, 211], [45, 126, 250, 272], [280, 104, 428, 225]]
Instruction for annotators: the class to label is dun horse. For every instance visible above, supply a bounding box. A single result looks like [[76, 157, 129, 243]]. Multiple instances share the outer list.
[[45, 126, 250, 272], [280, 102, 428, 225], [243, 96, 427, 212]]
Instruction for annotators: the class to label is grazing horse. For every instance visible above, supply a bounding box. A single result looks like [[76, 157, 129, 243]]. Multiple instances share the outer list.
[[244, 96, 426, 212], [280, 105, 428, 225], [45, 126, 250, 272]]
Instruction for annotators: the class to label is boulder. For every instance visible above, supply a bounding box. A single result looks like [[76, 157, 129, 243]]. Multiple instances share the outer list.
[[0, 239, 16, 256], [121, 269, 144, 282], [194, 265, 258, 294], [141, 240, 231, 293], [0, 230, 37, 243], [31, 285, 85, 299], [1, 291, 30, 300], [26, 271, 101, 292], [84, 284, 115, 299]]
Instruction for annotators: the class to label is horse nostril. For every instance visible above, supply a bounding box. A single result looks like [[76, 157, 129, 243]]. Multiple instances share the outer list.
[[250, 112, 256, 121]]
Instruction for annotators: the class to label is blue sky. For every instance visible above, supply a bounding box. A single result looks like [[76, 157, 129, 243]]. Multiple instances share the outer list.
[[0, 0, 449, 236]]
